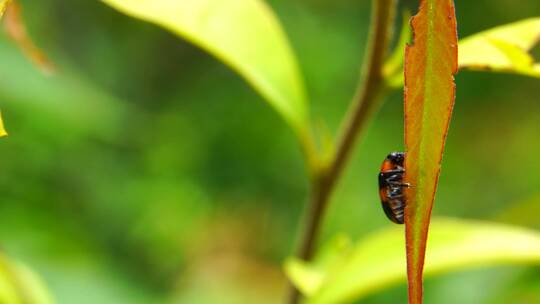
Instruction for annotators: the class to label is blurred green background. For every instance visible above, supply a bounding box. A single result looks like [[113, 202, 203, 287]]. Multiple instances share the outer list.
[[0, 0, 539, 303]]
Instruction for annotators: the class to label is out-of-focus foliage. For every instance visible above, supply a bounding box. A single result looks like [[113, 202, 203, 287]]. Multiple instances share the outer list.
[[497, 194, 540, 229], [0, 253, 54, 304], [0, 0, 10, 136], [3, 0, 55, 74], [385, 17, 540, 88], [286, 218, 540, 304], [0, 0, 10, 14], [102, 0, 309, 136], [0, 112, 5, 137], [459, 18, 540, 77]]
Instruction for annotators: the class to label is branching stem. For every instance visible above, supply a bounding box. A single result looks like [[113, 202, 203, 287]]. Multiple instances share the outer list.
[[287, 1, 397, 302]]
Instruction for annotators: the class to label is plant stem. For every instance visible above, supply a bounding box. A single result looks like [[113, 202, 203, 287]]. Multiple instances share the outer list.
[[287, 0, 396, 302]]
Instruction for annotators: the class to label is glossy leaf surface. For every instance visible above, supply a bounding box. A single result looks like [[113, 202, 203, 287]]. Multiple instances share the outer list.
[[102, 0, 309, 135], [384, 17, 540, 88], [459, 18, 540, 77]]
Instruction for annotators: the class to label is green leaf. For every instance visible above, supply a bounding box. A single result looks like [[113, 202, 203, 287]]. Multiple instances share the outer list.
[[0, 0, 9, 137], [287, 258, 325, 297], [101, 0, 309, 135], [0, 112, 6, 137], [459, 18, 540, 77], [403, 1, 458, 302], [285, 218, 540, 304], [0, 253, 54, 304], [286, 234, 353, 296], [384, 17, 540, 88]]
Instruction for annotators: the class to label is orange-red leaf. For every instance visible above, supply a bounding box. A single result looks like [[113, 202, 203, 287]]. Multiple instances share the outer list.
[[403, 1, 458, 303]]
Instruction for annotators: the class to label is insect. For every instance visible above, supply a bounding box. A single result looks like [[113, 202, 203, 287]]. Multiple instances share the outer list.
[[378, 152, 409, 224]]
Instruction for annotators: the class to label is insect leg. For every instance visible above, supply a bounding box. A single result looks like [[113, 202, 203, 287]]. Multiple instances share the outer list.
[[388, 181, 411, 187]]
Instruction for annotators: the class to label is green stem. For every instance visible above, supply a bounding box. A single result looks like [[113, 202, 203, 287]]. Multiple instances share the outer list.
[[286, 0, 397, 303]]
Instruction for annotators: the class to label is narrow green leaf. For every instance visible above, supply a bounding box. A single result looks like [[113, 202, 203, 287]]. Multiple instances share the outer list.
[[285, 218, 540, 304], [459, 18, 540, 77], [0, 0, 9, 16], [101, 0, 309, 134], [403, 1, 458, 302]]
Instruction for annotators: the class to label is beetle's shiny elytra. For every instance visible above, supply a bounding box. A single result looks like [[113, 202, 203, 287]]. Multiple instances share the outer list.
[[378, 152, 409, 224]]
